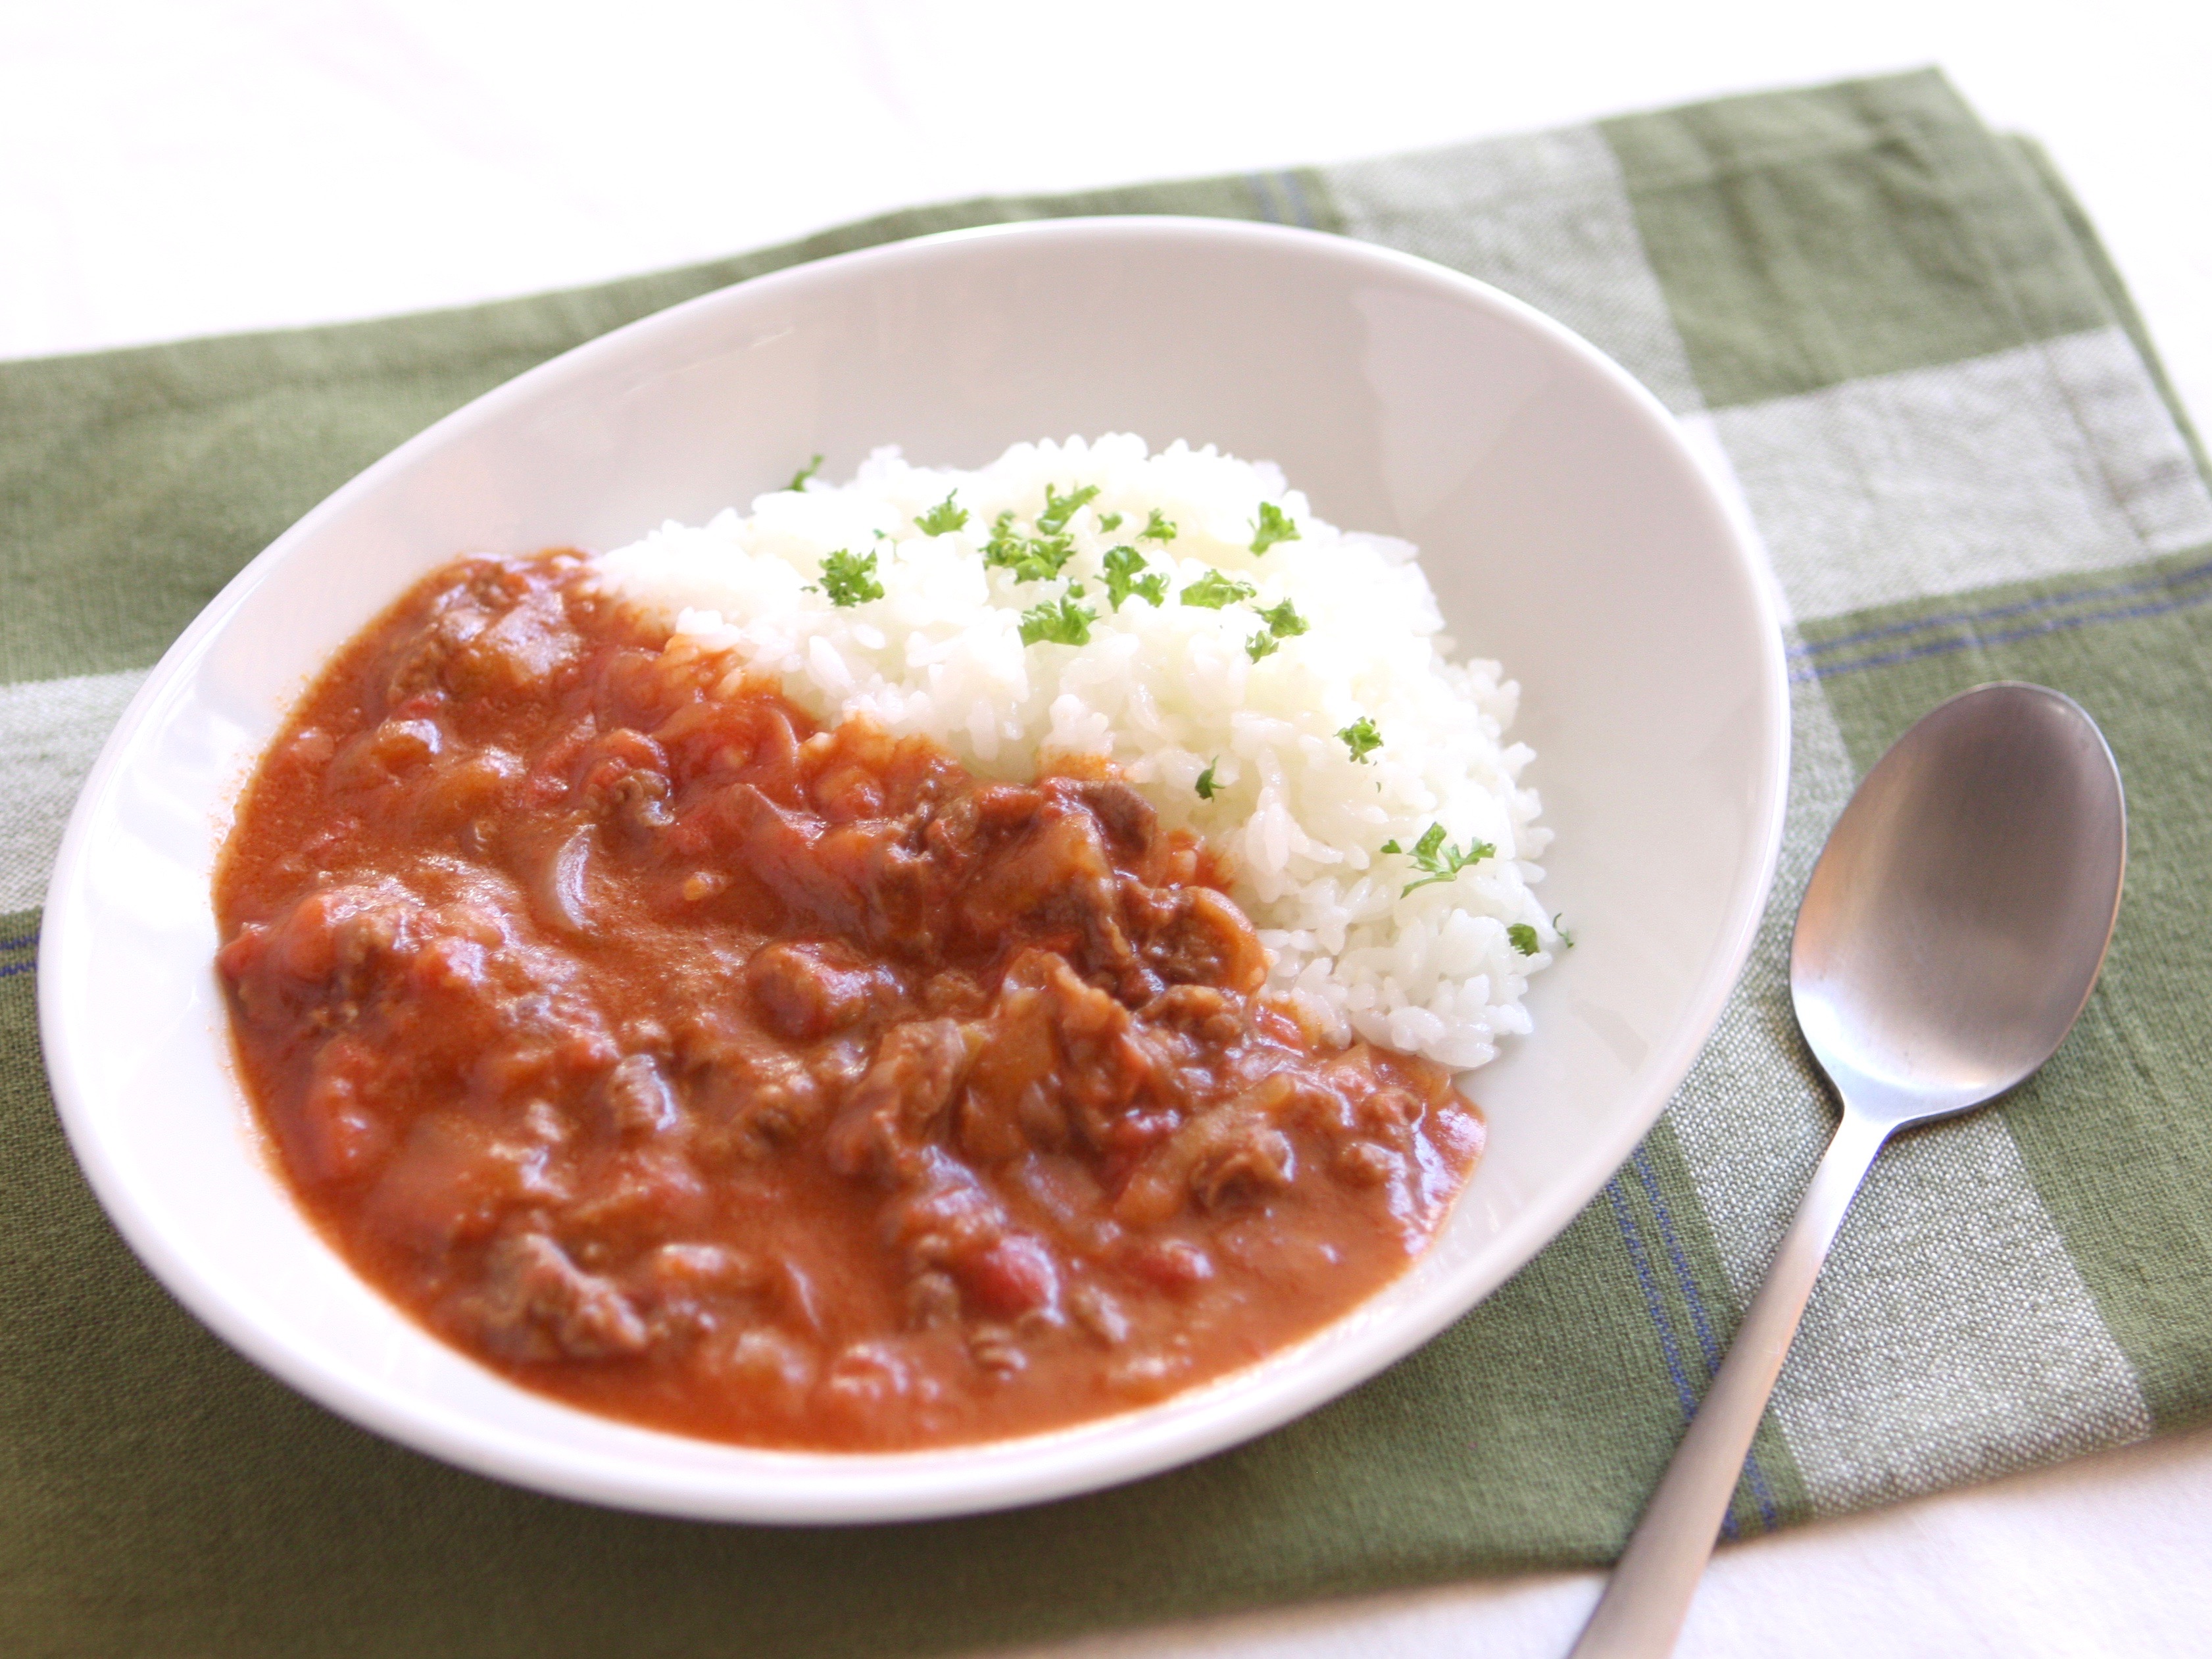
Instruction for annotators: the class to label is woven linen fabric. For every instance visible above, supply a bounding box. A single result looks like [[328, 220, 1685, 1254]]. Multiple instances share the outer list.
[[5, 69, 2210, 1657]]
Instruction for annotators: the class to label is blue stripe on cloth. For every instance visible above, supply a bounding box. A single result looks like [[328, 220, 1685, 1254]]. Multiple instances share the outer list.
[[1791, 555, 2212, 684], [1244, 176, 1282, 223], [1603, 1175, 1741, 1541], [0, 931, 38, 951], [1629, 1151, 1723, 1369], [1794, 578, 2212, 683], [0, 960, 34, 979], [1631, 1147, 1781, 1532], [1275, 170, 1316, 230], [1791, 555, 2212, 665]]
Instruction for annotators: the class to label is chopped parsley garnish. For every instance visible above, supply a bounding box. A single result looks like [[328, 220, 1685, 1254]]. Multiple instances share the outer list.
[[1508, 922, 1541, 956], [1554, 914, 1577, 948], [983, 510, 1076, 583], [915, 492, 968, 535], [1241, 597, 1306, 661], [1378, 822, 1495, 895], [1139, 508, 1177, 543], [1249, 501, 1300, 555], [1098, 511, 1123, 532], [1337, 716, 1383, 762], [1018, 595, 1096, 646], [1180, 569, 1257, 609], [816, 548, 884, 607], [1037, 483, 1100, 535], [787, 453, 823, 491], [1017, 536, 1077, 581], [1102, 545, 1167, 610], [1195, 760, 1219, 801]]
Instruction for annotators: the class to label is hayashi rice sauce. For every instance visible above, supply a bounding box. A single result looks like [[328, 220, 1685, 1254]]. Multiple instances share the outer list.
[[213, 551, 1483, 1450]]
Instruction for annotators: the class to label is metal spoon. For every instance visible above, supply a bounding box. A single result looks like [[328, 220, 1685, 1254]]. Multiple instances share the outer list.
[[1569, 681, 2126, 1658]]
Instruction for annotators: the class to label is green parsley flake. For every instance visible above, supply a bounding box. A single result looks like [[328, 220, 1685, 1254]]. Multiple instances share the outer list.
[[1098, 511, 1123, 532], [1249, 501, 1300, 555], [1378, 822, 1496, 895], [787, 453, 823, 491], [1337, 716, 1383, 762], [1102, 545, 1167, 610], [1508, 922, 1541, 956], [817, 548, 884, 607], [1195, 760, 1219, 801], [1246, 629, 1281, 662], [1256, 597, 1308, 639], [1139, 508, 1177, 543], [1181, 569, 1257, 609], [915, 493, 968, 535], [983, 510, 1076, 583], [1553, 914, 1577, 949], [1018, 536, 1076, 582], [1037, 483, 1100, 535], [1018, 595, 1096, 647]]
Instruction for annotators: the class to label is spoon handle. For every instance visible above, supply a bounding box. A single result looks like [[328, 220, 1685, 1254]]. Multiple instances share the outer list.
[[1567, 1108, 1890, 1658]]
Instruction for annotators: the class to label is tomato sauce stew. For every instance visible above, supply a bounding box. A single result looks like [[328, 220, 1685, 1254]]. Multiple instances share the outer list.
[[214, 552, 1483, 1450]]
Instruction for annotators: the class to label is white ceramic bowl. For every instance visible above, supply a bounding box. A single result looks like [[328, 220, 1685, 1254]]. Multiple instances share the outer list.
[[40, 218, 1787, 1523]]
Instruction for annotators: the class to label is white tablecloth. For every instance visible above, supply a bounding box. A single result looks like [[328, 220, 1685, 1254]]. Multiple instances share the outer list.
[[11, 3, 2212, 1652]]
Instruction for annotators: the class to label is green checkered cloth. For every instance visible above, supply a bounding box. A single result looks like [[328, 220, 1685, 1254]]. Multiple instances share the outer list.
[[4, 69, 2207, 1655]]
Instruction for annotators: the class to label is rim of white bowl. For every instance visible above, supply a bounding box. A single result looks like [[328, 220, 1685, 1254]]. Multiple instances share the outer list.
[[39, 215, 1790, 1523]]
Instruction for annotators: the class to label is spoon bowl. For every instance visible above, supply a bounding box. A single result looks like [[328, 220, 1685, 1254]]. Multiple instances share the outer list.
[[1792, 682, 2127, 1125]]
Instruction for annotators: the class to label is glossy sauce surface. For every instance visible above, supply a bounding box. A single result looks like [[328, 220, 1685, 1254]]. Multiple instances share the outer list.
[[214, 553, 1483, 1449]]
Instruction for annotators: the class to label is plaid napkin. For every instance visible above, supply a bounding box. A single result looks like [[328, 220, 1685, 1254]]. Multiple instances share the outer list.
[[5, 69, 2208, 1656]]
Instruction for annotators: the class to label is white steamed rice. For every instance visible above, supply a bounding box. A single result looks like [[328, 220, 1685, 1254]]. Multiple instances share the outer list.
[[591, 434, 1554, 1072]]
